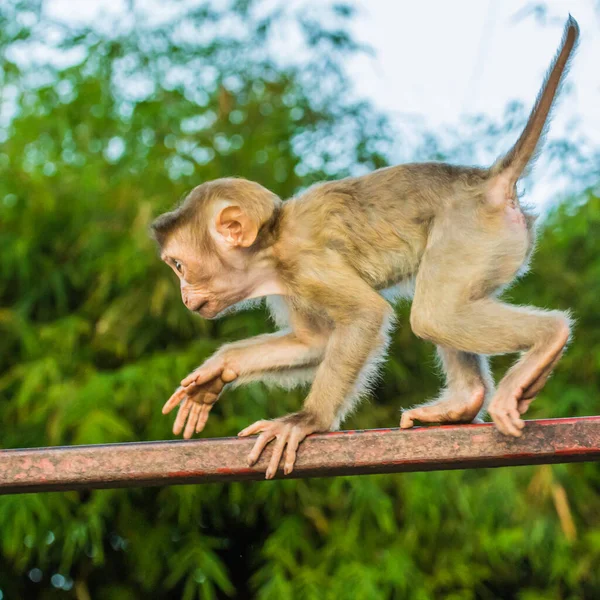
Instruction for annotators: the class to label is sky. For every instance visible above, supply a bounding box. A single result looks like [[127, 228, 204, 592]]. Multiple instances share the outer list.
[[349, 0, 599, 132], [44, 0, 600, 208], [345, 0, 600, 207]]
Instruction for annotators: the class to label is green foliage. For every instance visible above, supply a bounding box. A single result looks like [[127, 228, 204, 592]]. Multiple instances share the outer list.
[[1, 1, 599, 598]]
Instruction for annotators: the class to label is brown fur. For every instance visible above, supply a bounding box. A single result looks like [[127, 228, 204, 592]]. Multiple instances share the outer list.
[[153, 17, 579, 477]]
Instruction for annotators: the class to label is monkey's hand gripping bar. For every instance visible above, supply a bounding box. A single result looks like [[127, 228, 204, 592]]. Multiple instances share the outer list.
[[0, 417, 599, 494]]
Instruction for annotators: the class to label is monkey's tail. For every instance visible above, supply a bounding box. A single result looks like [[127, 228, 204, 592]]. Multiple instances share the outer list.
[[490, 15, 579, 185]]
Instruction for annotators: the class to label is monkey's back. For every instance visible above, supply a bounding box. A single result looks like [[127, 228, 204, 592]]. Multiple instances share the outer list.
[[281, 163, 489, 291]]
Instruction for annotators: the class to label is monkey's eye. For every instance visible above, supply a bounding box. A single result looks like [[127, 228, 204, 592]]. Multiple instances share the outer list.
[[173, 260, 183, 273]]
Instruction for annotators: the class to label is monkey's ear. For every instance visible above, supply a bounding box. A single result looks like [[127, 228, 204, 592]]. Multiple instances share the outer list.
[[214, 205, 259, 248]]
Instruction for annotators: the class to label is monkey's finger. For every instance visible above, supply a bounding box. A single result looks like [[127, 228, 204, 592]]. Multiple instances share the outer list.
[[173, 398, 192, 436], [196, 404, 213, 433], [265, 433, 289, 480], [181, 368, 205, 388], [238, 420, 270, 437], [221, 368, 238, 383], [181, 361, 224, 387], [183, 402, 202, 440], [162, 387, 187, 414], [246, 430, 277, 466], [283, 428, 305, 475]]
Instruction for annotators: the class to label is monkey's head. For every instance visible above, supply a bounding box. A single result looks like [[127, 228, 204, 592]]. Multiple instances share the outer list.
[[151, 178, 282, 319]]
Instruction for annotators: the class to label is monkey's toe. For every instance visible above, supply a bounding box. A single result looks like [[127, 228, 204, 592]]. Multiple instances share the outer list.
[[399, 412, 415, 429], [489, 390, 526, 437]]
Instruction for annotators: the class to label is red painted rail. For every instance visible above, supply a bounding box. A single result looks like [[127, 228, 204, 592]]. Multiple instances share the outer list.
[[0, 417, 599, 494]]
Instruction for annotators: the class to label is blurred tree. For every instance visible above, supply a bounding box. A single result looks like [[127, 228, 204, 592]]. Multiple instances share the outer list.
[[0, 1, 599, 599]]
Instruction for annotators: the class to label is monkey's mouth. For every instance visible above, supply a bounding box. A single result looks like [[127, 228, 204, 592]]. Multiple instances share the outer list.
[[192, 300, 209, 313]]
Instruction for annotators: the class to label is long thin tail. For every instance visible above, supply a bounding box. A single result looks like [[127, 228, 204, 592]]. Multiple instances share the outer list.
[[491, 15, 579, 185]]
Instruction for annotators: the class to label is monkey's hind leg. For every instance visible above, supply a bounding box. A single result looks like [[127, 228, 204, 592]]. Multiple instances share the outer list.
[[411, 289, 571, 437], [400, 348, 494, 429]]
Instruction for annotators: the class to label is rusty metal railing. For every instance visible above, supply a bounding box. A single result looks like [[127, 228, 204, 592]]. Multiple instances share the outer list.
[[0, 417, 599, 494]]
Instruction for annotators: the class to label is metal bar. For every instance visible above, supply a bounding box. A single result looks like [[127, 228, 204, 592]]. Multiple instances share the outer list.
[[0, 417, 599, 495]]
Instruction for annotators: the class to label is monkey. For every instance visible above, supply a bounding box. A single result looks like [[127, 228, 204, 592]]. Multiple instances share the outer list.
[[151, 17, 579, 479]]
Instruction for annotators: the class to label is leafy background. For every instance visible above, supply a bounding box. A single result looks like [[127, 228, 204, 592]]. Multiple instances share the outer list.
[[1, 1, 600, 598]]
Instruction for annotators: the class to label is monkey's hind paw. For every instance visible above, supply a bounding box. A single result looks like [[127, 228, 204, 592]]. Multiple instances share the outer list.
[[488, 388, 527, 438], [400, 386, 486, 429]]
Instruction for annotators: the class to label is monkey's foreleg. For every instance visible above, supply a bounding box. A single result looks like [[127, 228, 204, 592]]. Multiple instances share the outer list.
[[162, 332, 327, 439], [240, 289, 394, 479], [400, 348, 494, 429]]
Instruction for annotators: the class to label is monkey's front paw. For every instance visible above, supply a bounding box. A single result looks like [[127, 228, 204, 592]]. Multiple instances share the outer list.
[[238, 412, 326, 479], [162, 366, 238, 440]]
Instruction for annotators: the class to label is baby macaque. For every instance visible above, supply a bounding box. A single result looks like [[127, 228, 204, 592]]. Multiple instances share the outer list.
[[152, 17, 579, 479]]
